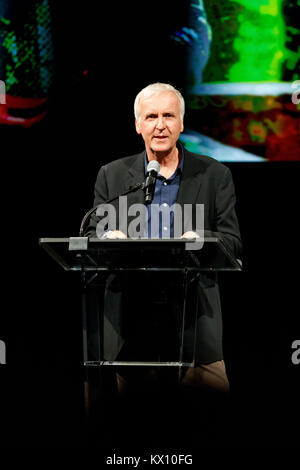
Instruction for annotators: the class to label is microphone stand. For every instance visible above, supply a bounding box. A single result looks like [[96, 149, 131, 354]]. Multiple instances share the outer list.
[[79, 181, 149, 237], [72, 182, 155, 312]]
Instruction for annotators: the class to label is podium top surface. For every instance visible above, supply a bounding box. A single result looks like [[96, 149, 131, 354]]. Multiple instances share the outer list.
[[39, 237, 242, 272]]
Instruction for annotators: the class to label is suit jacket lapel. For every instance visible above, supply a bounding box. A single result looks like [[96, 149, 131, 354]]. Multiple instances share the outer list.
[[123, 151, 145, 205], [176, 149, 203, 205]]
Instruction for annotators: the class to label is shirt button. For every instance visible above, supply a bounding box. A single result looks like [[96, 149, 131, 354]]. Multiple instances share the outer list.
[[163, 203, 168, 207], [163, 226, 168, 231], [163, 181, 167, 186]]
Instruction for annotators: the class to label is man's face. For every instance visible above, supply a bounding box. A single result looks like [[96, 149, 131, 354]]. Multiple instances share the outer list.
[[135, 91, 184, 156]]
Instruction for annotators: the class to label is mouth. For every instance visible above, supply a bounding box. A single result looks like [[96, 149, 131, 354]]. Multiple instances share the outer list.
[[153, 135, 168, 140]]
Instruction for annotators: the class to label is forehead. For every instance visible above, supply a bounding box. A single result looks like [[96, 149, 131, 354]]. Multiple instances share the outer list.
[[139, 91, 180, 114]]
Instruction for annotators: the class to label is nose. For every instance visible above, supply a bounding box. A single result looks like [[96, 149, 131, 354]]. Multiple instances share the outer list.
[[156, 115, 166, 130]]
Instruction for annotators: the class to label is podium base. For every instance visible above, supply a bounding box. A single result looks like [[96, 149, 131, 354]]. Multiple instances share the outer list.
[[84, 360, 194, 367]]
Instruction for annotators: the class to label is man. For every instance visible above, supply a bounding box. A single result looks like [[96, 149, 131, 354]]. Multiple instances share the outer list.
[[86, 82, 242, 394]]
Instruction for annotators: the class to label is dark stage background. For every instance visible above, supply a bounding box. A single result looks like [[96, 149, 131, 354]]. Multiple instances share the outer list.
[[0, 1, 299, 450]]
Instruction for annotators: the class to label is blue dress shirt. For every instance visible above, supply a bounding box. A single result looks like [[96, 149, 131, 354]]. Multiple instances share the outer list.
[[144, 146, 184, 238]]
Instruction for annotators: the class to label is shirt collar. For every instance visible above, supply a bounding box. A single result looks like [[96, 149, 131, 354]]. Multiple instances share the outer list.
[[144, 143, 185, 176]]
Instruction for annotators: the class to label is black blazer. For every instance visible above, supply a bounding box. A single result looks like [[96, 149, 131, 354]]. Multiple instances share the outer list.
[[86, 148, 242, 365]]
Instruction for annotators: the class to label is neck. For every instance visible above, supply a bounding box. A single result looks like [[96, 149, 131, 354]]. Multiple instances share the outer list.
[[147, 146, 180, 169], [146, 145, 181, 179]]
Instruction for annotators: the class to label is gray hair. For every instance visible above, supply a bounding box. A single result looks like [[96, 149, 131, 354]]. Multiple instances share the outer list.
[[134, 82, 185, 122]]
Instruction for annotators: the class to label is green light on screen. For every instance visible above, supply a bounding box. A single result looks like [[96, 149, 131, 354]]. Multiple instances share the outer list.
[[229, 0, 290, 81]]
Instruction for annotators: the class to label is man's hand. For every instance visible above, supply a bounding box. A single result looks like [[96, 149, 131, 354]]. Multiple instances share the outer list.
[[102, 230, 127, 239], [181, 231, 200, 239]]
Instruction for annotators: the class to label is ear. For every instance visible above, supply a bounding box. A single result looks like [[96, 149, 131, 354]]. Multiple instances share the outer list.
[[180, 120, 184, 133], [135, 119, 141, 134]]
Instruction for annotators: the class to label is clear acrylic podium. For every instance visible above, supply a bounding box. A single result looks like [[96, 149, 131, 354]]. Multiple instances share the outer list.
[[39, 237, 242, 369], [40, 237, 242, 413]]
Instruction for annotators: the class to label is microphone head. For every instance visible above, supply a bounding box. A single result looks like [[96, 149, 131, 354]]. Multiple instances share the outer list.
[[147, 160, 160, 174]]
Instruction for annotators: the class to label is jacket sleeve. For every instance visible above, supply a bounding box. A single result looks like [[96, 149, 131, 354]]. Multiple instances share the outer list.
[[84, 165, 109, 237], [211, 166, 242, 258]]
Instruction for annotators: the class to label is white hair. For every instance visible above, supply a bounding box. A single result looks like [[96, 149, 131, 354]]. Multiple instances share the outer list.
[[134, 82, 185, 122]]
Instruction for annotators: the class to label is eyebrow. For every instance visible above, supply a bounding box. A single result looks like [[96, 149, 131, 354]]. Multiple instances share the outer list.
[[145, 111, 175, 118]]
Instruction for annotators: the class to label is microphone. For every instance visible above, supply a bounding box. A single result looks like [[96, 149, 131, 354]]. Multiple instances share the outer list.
[[144, 160, 160, 204]]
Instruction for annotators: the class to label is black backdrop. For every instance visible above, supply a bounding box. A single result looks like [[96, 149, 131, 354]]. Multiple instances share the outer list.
[[0, 0, 299, 449]]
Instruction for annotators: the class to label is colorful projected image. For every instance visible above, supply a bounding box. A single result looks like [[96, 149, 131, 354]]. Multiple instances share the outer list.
[[0, 0, 299, 162], [174, 0, 300, 161], [0, 0, 54, 127]]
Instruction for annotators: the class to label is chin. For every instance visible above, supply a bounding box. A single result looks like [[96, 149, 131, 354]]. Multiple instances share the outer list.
[[151, 145, 172, 154]]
